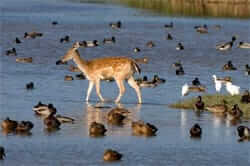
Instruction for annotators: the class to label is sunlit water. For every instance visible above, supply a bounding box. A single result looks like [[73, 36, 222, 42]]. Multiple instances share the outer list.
[[0, 0, 250, 165]]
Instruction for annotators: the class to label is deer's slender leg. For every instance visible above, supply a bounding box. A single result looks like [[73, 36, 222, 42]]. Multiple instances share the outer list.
[[115, 79, 125, 103], [86, 81, 94, 102], [128, 76, 142, 104], [95, 79, 105, 102]]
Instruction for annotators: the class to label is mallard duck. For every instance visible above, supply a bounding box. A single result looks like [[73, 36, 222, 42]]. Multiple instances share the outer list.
[[205, 100, 228, 113], [6, 48, 17, 56], [0, 146, 5, 160], [146, 41, 155, 48], [176, 66, 185, 75], [241, 90, 250, 104], [194, 96, 205, 111], [107, 109, 126, 126], [26, 82, 34, 90], [222, 61, 237, 71], [16, 121, 34, 132], [64, 75, 74, 81], [176, 43, 184, 50], [152, 75, 166, 84], [81, 40, 99, 47], [109, 21, 122, 29], [55, 115, 75, 123], [136, 76, 157, 88], [216, 36, 236, 51], [24, 32, 43, 39], [44, 110, 61, 129], [75, 73, 86, 80], [60, 35, 70, 43], [226, 104, 243, 121], [182, 84, 206, 96], [237, 126, 250, 142], [192, 77, 201, 86], [34, 103, 56, 116], [132, 121, 158, 136], [103, 149, 122, 161], [238, 41, 250, 49], [133, 47, 141, 53], [89, 122, 107, 137], [52, 21, 58, 25], [190, 123, 202, 137], [32, 101, 48, 111], [1, 117, 18, 131], [164, 22, 173, 28], [166, 33, 173, 40], [15, 37, 22, 44], [195, 24, 208, 34], [16, 57, 32, 63], [103, 36, 115, 44]]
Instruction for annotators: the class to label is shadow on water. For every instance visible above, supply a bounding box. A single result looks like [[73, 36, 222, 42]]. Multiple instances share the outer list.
[[74, 0, 250, 18]]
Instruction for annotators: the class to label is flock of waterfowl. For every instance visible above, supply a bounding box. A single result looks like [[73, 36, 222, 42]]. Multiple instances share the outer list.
[[1, 18, 250, 162]]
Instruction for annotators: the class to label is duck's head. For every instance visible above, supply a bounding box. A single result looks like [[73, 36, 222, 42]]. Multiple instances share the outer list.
[[24, 32, 28, 38], [232, 36, 237, 42], [197, 96, 202, 101]]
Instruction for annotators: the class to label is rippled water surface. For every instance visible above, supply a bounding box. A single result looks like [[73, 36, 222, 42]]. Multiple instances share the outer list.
[[1, 0, 250, 165]]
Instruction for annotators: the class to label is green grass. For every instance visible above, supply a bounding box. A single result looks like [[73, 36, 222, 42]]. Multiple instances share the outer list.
[[169, 94, 250, 118]]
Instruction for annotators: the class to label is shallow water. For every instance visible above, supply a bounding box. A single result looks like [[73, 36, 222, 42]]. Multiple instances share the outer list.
[[1, 0, 250, 165]]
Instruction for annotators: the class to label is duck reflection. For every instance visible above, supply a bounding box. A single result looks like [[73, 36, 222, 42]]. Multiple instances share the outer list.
[[84, 103, 141, 136]]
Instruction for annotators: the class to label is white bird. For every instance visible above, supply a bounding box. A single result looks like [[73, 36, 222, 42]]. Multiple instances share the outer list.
[[181, 83, 205, 96], [225, 82, 240, 96], [182, 83, 189, 96], [212, 75, 222, 92]]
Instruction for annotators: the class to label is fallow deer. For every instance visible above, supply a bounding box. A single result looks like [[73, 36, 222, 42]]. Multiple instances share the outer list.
[[56, 42, 142, 103]]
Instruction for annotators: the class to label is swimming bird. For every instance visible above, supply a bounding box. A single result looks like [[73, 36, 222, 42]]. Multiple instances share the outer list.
[[226, 104, 243, 121], [164, 22, 173, 28], [205, 100, 228, 113], [225, 82, 240, 96], [75, 73, 86, 80], [24, 32, 43, 39], [26, 82, 34, 90], [216, 36, 236, 51], [237, 126, 250, 142], [190, 123, 202, 137], [132, 121, 158, 136], [176, 42, 184, 50], [176, 66, 185, 75], [133, 47, 140, 53], [146, 41, 155, 48], [0, 146, 5, 160], [16, 57, 32, 63], [82, 40, 99, 47], [89, 122, 107, 137], [245, 64, 250, 76], [15, 37, 22, 44], [103, 149, 122, 161], [136, 76, 157, 88], [109, 21, 122, 29], [107, 108, 126, 126], [60, 35, 70, 43], [32, 101, 48, 111], [64, 75, 74, 81], [238, 41, 250, 49], [103, 36, 115, 44], [241, 90, 250, 104], [194, 96, 205, 111], [181, 83, 206, 96], [6, 48, 17, 56], [1, 117, 18, 131], [44, 109, 61, 129], [152, 75, 166, 84], [166, 33, 173, 40], [55, 115, 75, 123], [52, 21, 58, 25], [222, 61, 237, 71], [192, 77, 201, 86], [172, 61, 182, 68], [33, 103, 56, 116], [195, 24, 208, 34], [16, 121, 34, 133]]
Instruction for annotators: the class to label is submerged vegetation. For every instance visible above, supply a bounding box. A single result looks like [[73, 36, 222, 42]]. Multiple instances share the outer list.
[[77, 0, 250, 18], [170, 94, 250, 118]]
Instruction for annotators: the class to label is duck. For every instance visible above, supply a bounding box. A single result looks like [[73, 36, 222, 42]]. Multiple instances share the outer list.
[[245, 64, 250, 76], [241, 90, 250, 104], [103, 149, 122, 161], [136, 76, 157, 88], [225, 82, 240, 96], [166, 33, 173, 40], [16, 57, 32, 63], [15, 37, 22, 44], [176, 42, 184, 50], [32, 101, 48, 111], [52, 21, 58, 25], [133, 47, 141, 53], [237, 126, 250, 142], [16, 121, 34, 133], [194, 96, 205, 111], [81, 40, 99, 47], [146, 41, 155, 48], [26, 82, 34, 90], [195, 24, 208, 34], [216, 36, 236, 51], [6, 48, 17, 56], [107, 109, 126, 126], [222, 60, 237, 71], [109, 21, 122, 29], [64, 75, 74, 81], [176, 66, 185, 75], [24, 32, 43, 39], [103, 36, 115, 44], [238, 41, 250, 49], [75, 73, 86, 80], [152, 75, 166, 84], [164, 22, 173, 28], [226, 104, 243, 121], [33, 103, 56, 116], [44, 109, 61, 129], [69, 65, 81, 72], [132, 121, 158, 136], [182, 84, 206, 96], [205, 100, 228, 113], [190, 123, 202, 137], [55, 115, 75, 123], [60, 35, 70, 43], [89, 122, 107, 137], [1, 117, 18, 131], [192, 77, 201, 86], [0, 146, 5, 160]]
